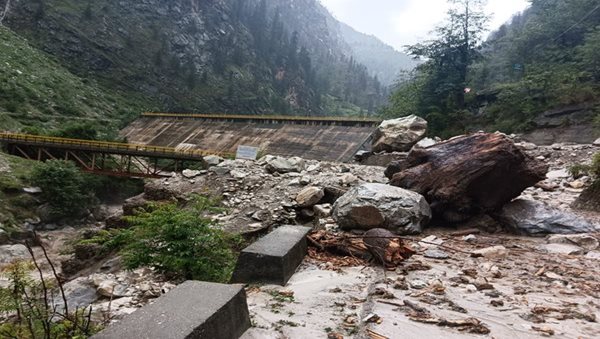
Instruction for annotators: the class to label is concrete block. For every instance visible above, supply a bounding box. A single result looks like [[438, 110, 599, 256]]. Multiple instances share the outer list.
[[92, 281, 250, 339], [231, 225, 312, 285]]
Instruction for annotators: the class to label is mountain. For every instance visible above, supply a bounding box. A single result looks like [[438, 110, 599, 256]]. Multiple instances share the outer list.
[[0, 0, 406, 129], [337, 22, 418, 86]]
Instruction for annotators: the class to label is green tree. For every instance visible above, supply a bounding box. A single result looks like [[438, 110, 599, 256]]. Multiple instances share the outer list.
[[30, 160, 95, 218], [407, 0, 488, 109]]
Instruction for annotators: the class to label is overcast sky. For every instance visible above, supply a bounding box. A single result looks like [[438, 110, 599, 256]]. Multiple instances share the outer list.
[[320, 0, 530, 51]]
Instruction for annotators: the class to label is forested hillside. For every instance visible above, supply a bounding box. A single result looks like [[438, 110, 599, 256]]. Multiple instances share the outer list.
[[386, 0, 600, 139], [0, 0, 398, 130]]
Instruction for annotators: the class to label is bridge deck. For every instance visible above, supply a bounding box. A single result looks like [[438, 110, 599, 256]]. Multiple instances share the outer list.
[[0, 132, 232, 160], [122, 115, 377, 162]]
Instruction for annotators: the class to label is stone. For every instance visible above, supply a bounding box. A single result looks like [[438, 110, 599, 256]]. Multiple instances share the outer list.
[[92, 281, 250, 339], [568, 180, 585, 189], [415, 137, 437, 148], [332, 183, 431, 234], [209, 166, 231, 175], [54, 277, 98, 312], [295, 186, 324, 207], [586, 251, 600, 259], [546, 169, 570, 179], [230, 170, 248, 179], [230, 226, 312, 285], [547, 234, 599, 251], [517, 142, 538, 150], [340, 173, 358, 185], [424, 249, 450, 259], [419, 235, 444, 248], [593, 138, 600, 147], [313, 204, 332, 218], [409, 280, 428, 289], [537, 243, 584, 255], [182, 169, 201, 178], [472, 246, 508, 259], [265, 156, 302, 174], [372, 115, 428, 152], [204, 155, 224, 166], [0, 244, 29, 265], [494, 199, 597, 235], [23, 187, 42, 194], [97, 280, 130, 298]]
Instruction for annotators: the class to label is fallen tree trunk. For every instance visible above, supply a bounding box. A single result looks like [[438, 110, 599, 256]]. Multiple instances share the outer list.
[[363, 228, 415, 267], [386, 133, 547, 222]]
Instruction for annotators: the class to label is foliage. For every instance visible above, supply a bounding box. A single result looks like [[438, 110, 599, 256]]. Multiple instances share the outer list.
[[0, 248, 100, 338], [0, 26, 151, 132], [569, 152, 600, 179], [30, 160, 96, 219], [386, 0, 600, 136], [83, 196, 241, 282]]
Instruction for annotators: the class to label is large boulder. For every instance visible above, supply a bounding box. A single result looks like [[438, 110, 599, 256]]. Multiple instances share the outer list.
[[372, 115, 428, 153], [387, 133, 547, 221], [494, 199, 598, 236], [332, 183, 431, 234]]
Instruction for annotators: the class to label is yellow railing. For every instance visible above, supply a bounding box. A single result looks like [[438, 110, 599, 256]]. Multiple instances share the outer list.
[[0, 132, 233, 158], [141, 112, 382, 123]]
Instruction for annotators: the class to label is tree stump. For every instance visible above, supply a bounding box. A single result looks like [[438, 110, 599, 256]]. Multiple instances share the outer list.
[[386, 133, 547, 221], [363, 228, 415, 267]]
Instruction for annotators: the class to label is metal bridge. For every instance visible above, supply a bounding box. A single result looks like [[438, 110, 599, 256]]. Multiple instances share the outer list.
[[0, 132, 232, 178]]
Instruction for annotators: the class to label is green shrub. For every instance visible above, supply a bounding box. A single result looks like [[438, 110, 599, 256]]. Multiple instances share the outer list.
[[569, 152, 600, 180], [94, 196, 241, 282], [30, 160, 96, 219], [0, 259, 101, 338]]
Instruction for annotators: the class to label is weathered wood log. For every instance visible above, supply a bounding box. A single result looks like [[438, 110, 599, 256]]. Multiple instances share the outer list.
[[386, 133, 547, 221], [363, 228, 415, 267]]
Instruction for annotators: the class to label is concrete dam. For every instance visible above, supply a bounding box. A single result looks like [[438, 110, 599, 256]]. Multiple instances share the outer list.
[[121, 113, 381, 162]]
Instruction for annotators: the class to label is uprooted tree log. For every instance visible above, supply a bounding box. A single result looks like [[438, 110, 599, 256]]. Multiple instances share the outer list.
[[363, 228, 416, 267], [386, 133, 547, 222]]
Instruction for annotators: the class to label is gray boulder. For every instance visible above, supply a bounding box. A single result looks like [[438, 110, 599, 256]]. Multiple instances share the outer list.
[[494, 199, 598, 236], [332, 183, 431, 234], [264, 156, 304, 174], [372, 115, 427, 152], [204, 155, 224, 166], [593, 138, 600, 147]]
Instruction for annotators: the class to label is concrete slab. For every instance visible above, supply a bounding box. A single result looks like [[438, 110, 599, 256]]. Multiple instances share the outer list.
[[92, 281, 250, 339], [230, 225, 312, 286]]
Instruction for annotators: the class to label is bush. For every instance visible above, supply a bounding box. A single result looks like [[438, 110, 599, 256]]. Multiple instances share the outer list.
[[104, 196, 241, 282], [569, 152, 600, 180], [0, 255, 101, 338], [30, 160, 96, 219]]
